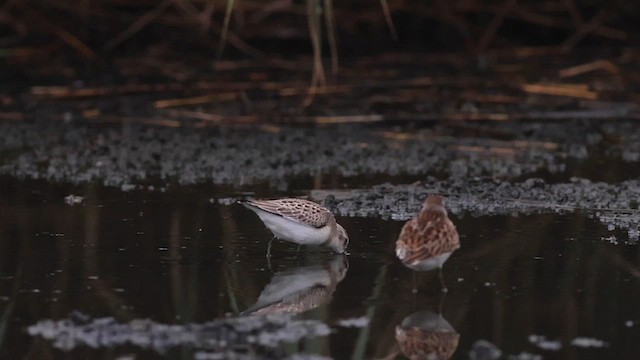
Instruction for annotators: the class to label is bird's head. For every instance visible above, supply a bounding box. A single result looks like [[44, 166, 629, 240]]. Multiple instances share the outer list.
[[331, 224, 349, 254]]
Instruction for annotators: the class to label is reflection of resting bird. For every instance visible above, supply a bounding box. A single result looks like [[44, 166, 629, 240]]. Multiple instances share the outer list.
[[395, 195, 460, 291], [241, 198, 349, 256], [241, 255, 348, 316], [395, 311, 460, 360]]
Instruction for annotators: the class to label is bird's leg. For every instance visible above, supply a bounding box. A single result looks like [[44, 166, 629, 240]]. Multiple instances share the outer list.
[[267, 254, 273, 272], [438, 287, 447, 315], [266, 236, 277, 272], [266, 236, 275, 258], [296, 244, 302, 254], [439, 267, 448, 293]]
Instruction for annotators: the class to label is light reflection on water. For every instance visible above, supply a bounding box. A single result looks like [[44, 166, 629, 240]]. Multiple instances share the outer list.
[[0, 176, 639, 359]]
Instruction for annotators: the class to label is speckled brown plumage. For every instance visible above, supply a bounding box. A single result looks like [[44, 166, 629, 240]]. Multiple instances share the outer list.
[[242, 255, 348, 316], [244, 198, 332, 228], [241, 197, 349, 254], [395, 326, 460, 360], [246, 286, 333, 316], [395, 195, 459, 269]]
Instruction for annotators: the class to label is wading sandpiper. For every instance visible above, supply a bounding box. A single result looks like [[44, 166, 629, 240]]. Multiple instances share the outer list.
[[241, 198, 349, 256], [395, 195, 460, 292], [241, 255, 348, 316]]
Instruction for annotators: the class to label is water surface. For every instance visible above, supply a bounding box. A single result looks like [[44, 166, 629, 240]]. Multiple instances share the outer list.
[[1, 176, 639, 359]]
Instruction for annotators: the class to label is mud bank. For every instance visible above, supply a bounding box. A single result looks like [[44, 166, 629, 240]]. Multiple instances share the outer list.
[[312, 177, 640, 241], [28, 312, 330, 359], [3, 121, 639, 238], [1, 120, 635, 189]]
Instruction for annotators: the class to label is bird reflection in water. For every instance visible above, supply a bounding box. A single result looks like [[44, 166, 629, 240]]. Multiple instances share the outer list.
[[395, 310, 460, 360], [395, 195, 460, 292], [241, 255, 348, 316]]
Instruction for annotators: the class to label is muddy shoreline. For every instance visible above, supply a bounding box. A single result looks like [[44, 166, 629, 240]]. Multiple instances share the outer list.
[[312, 177, 640, 241], [2, 120, 639, 239], [2, 120, 639, 187]]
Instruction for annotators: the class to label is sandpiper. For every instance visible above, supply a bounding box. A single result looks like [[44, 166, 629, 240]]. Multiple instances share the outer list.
[[241, 255, 348, 316], [395, 195, 460, 291], [240, 198, 349, 255], [395, 311, 460, 360]]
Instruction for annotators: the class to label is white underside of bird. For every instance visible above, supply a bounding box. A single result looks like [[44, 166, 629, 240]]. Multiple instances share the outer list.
[[247, 205, 331, 245], [245, 267, 332, 312], [398, 251, 453, 271], [399, 311, 456, 332]]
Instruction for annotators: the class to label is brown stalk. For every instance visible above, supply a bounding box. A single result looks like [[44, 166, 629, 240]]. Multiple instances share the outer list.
[[562, 9, 611, 51], [303, 0, 325, 107], [200, 0, 217, 33], [323, 0, 338, 76], [216, 0, 235, 59], [163, 110, 226, 122], [379, 0, 398, 41], [154, 92, 238, 108], [514, 8, 626, 41], [104, 0, 172, 51], [314, 115, 384, 124], [558, 60, 621, 78], [475, 0, 518, 53], [520, 83, 598, 99], [564, 0, 583, 28], [14, 2, 97, 59]]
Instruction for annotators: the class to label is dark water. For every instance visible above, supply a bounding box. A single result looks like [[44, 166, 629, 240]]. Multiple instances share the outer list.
[[1, 175, 639, 359]]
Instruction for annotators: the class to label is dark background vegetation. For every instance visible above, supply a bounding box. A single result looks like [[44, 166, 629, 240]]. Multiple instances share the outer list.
[[2, 0, 639, 58], [1, 1, 639, 124]]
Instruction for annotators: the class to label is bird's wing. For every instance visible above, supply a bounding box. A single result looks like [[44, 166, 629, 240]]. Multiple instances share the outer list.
[[396, 218, 459, 265], [245, 198, 331, 228]]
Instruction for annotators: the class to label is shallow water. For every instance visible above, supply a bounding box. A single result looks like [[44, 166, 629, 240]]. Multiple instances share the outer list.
[[1, 175, 639, 359]]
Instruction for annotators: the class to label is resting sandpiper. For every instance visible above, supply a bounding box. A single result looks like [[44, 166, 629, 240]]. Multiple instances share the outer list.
[[395, 195, 460, 291], [241, 198, 349, 255]]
